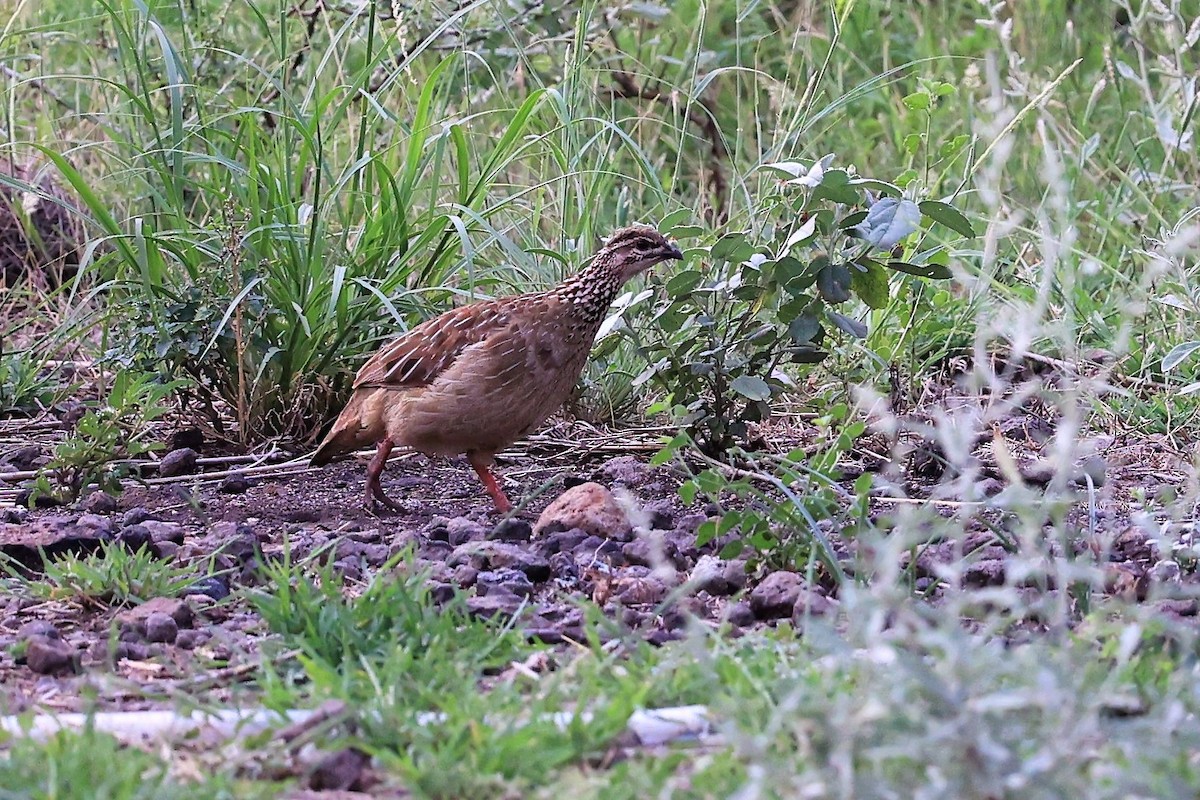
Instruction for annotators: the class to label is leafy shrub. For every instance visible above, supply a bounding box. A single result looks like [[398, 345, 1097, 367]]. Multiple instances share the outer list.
[[627, 155, 973, 455], [31, 371, 182, 503]]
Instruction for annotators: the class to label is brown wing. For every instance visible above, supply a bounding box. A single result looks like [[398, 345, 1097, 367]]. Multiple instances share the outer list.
[[353, 297, 518, 390]]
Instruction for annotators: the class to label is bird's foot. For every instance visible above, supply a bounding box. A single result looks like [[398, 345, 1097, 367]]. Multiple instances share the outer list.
[[364, 481, 405, 514]]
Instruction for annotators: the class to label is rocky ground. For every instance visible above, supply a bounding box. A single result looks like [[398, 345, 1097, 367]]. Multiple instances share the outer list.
[[1, 379, 1197, 715]]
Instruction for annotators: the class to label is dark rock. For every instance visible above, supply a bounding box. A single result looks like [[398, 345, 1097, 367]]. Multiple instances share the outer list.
[[122, 507, 153, 526], [25, 635, 76, 675], [642, 499, 675, 530], [489, 518, 532, 543], [562, 473, 588, 490], [117, 597, 193, 631], [154, 541, 180, 561], [80, 492, 118, 514], [427, 582, 457, 604], [118, 524, 153, 552], [167, 428, 205, 453], [5, 444, 45, 471], [646, 629, 682, 646], [750, 572, 803, 619], [963, 559, 1006, 588], [466, 590, 526, 619], [424, 517, 451, 543], [622, 534, 683, 570], [447, 517, 487, 546], [210, 522, 259, 561], [190, 576, 230, 601], [331, 559, 362, 581], [598, 455, 651, 487], [1156, 598, 1198, 617], [158, 447, 199, 478], [143, 612, 178, 644], [217, 473, 252, 494], [452, 565, 479, 588], [674, 513, 708, 536], [525, 626, 564, 644], [476, 568, 534, 598], [0, 515, 111, 568], [616, 573, 670, 605], [75, 514, 116, 536], [142, 520, 184, 544], [17, 620, 60, 641], [689, 555, 731, 596], [538, 528, 590, 557], [726, 600, 755, 627], [308, 747, 372, 792], [791, 589, 836, 622], [448, 541, 551, 583], [175, 629, 210, 650]]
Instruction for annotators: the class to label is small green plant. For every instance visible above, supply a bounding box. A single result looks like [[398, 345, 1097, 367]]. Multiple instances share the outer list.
[[0, 727, 255, 799], [1, 541, 203, 607], [31, 371, 183, 504], [0, 348, 59, 417], [658, 401, 868, 576], [251, 548, 530, 703], [628, 158, 973, 455]]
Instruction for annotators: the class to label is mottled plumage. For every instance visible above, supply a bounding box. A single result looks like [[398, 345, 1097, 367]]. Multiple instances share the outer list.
[[311, 225, 684, 511]]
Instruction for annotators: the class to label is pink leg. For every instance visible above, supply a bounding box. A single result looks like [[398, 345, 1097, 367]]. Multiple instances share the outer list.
[[364, 440, 403, 512], [468, 452, 512, 513]]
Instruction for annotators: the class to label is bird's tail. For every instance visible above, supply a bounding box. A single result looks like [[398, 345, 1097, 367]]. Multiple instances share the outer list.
[[310, 392, 374, 466]]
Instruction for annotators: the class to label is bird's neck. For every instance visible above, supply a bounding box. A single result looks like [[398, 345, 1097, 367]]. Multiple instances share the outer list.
[[552, 257, 625, 324]]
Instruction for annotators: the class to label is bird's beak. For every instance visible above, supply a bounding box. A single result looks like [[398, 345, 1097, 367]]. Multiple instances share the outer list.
[[664, 242, 684, 261]]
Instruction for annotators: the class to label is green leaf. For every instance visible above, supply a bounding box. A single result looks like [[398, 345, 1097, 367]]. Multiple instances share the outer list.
[[788, 313, 821, 344], [810, 168, 858, 204], [1163, 341, 1200, 371], [828, 311, 868, 338], [851, 259, 889, 309], [730, 375, 772, 401], [887, 260, 953, 279], [847, 178, 902, 196], [903, 91, 931, 110], [855, 198, 921, 249], [817, 261, 853, 304], [710, 232, 755, 263], [919, 200, 976, 238], [665, 270, 703, 296]]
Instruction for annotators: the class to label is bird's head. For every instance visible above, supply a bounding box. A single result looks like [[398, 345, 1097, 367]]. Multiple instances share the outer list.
[[600, 225, 684, 282]]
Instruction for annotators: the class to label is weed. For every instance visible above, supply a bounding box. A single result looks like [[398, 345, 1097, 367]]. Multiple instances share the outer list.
[[627, 161, 972, 455], [0, 727, 260, 799], [1, 541, 203, 607], [30, 371, 183, 504]]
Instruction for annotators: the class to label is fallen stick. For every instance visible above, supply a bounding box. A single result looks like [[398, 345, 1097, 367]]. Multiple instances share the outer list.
[[0, 703, 715, 749]]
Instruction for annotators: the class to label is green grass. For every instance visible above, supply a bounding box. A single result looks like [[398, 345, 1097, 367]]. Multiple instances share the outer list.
[[3, 0, 1200, 795], [1, 541, 207, 606]]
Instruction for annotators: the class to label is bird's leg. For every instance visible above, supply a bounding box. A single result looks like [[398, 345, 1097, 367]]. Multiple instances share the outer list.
[[467, 452, 512, 513], [364, 439, 403, 512]]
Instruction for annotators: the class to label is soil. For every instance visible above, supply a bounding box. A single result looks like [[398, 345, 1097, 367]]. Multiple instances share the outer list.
[[1, 366, 1198, 716]]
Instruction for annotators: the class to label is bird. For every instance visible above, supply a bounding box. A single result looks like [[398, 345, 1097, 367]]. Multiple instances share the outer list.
[[310, 225, 684, 512]]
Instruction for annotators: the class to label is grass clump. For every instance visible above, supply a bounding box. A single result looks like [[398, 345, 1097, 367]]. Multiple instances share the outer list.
[[0, 727, 265, 800], [2, 541, 203, 607]]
